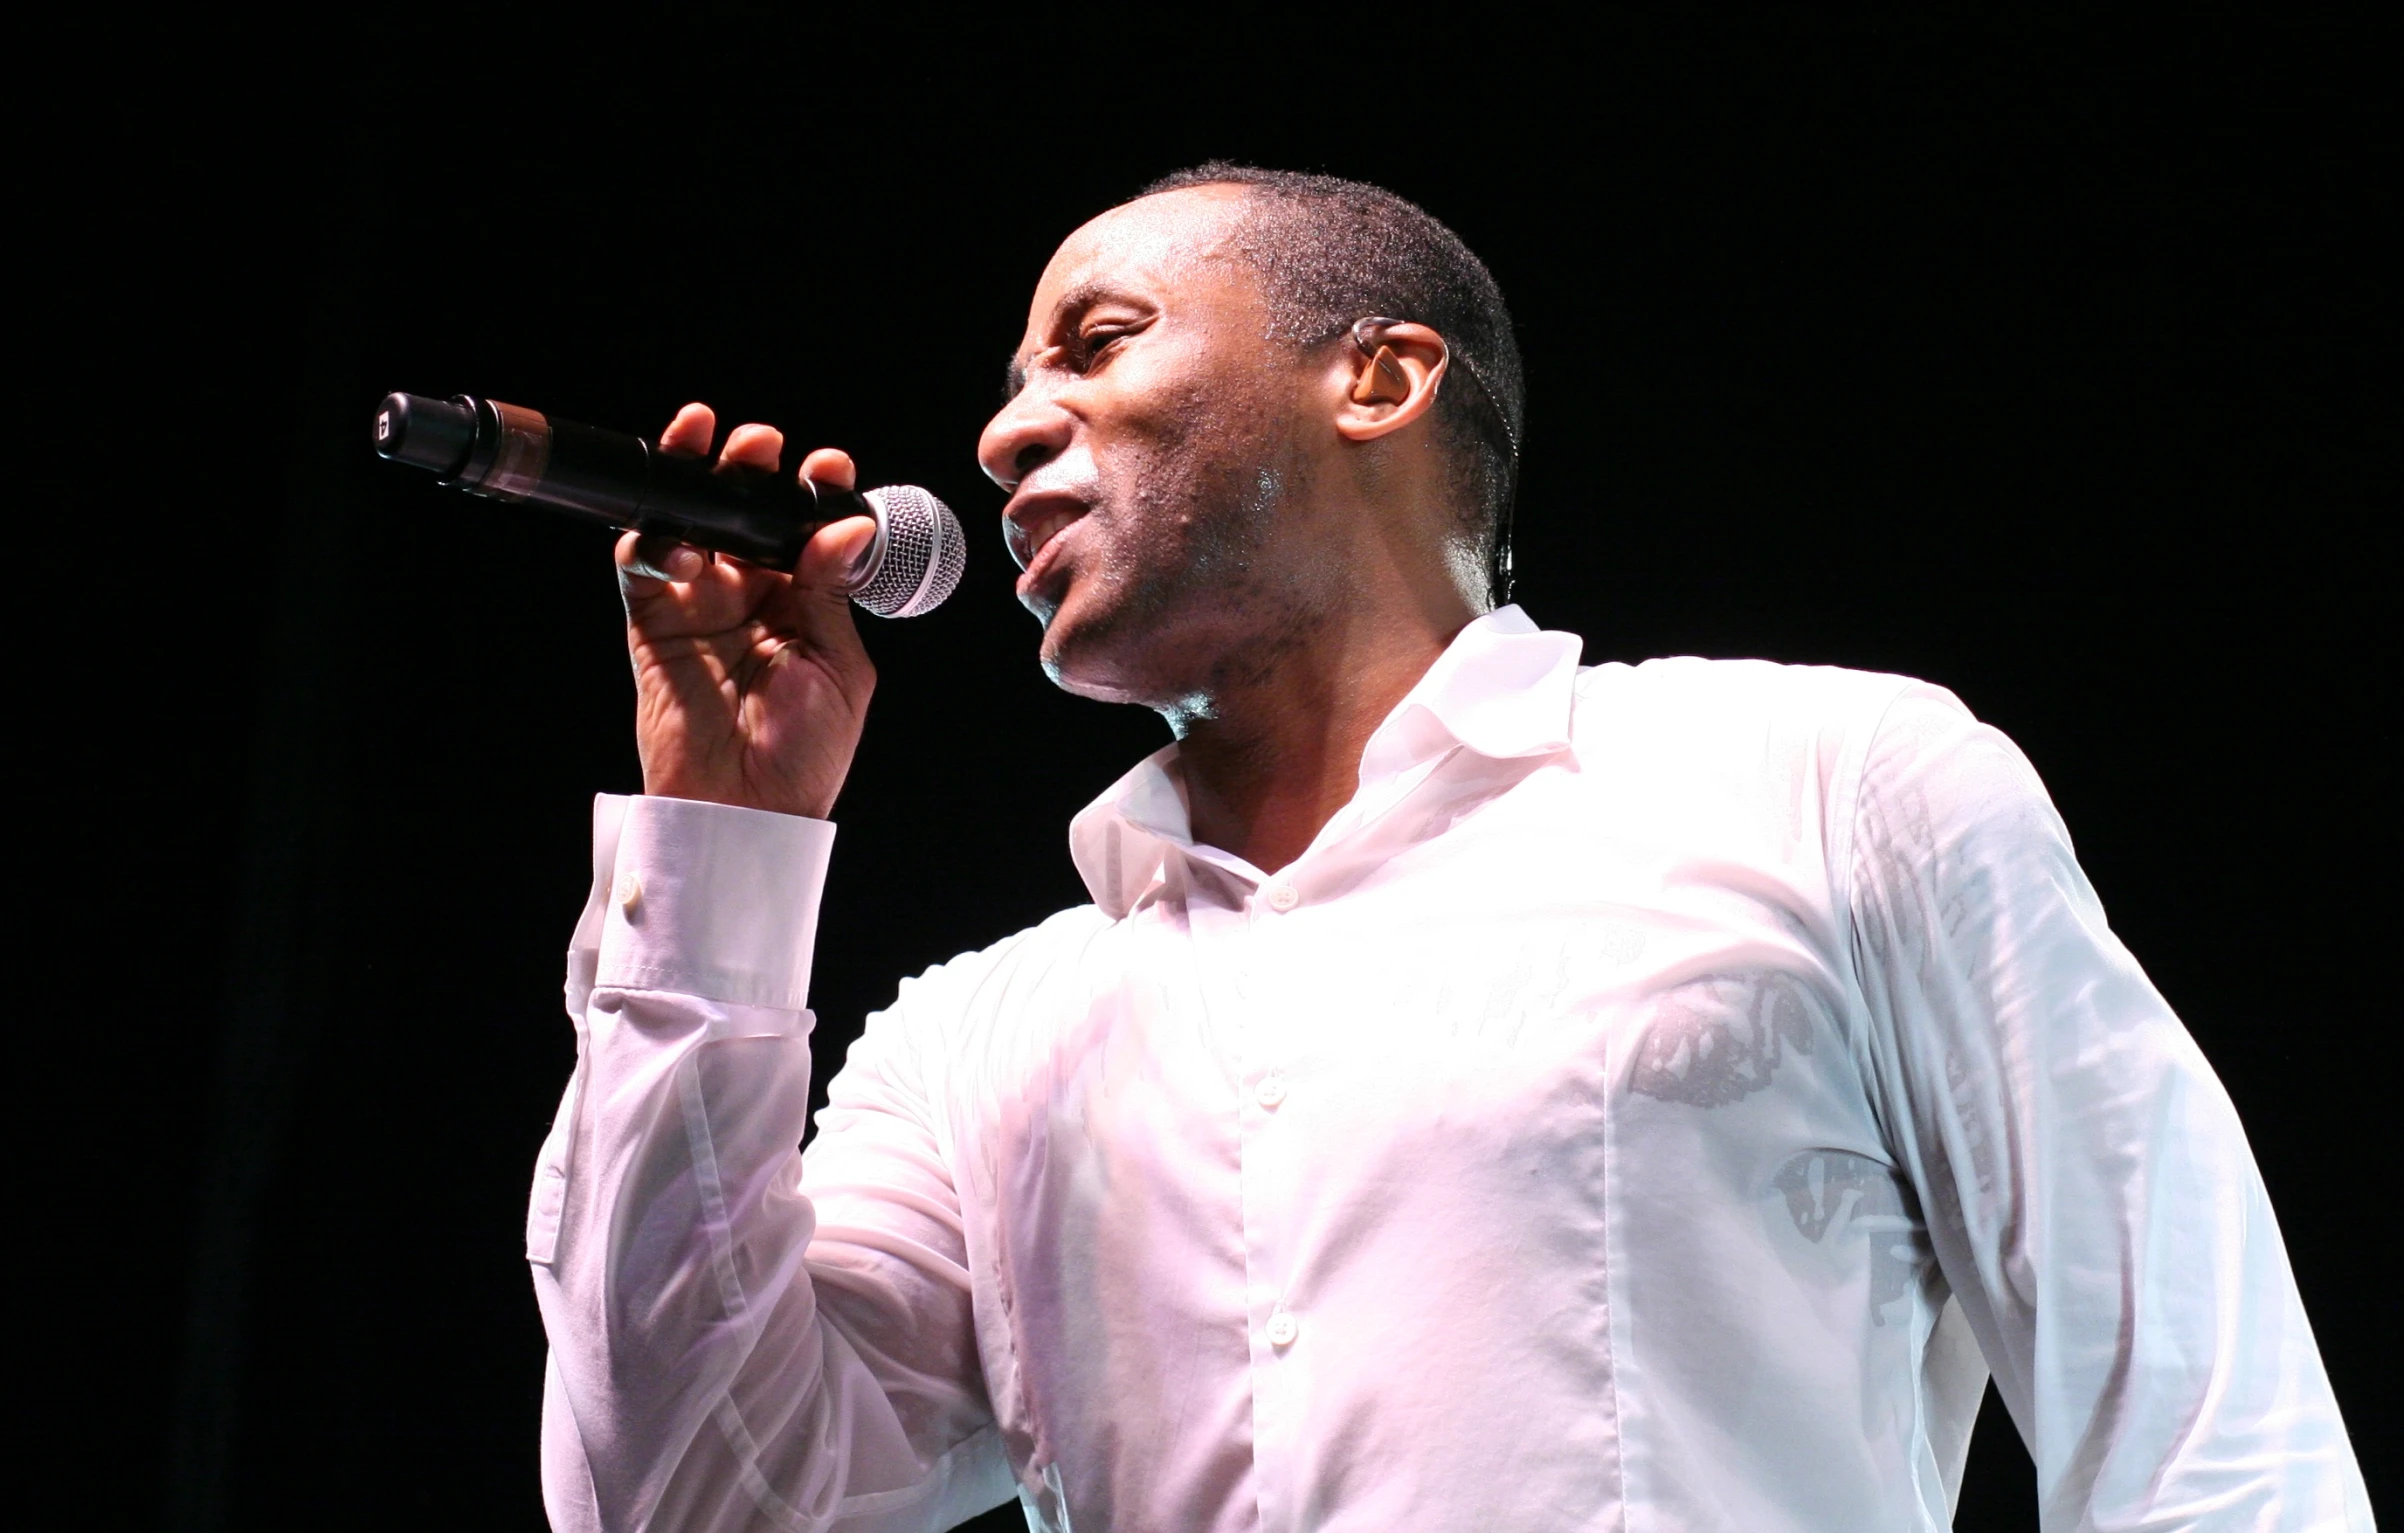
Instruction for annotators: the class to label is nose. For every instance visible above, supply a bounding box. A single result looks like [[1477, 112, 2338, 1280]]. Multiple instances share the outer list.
[[978, 387, 1074, 492]]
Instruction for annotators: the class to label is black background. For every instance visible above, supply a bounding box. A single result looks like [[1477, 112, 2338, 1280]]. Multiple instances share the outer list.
[[33, 12, 2392, 1531]]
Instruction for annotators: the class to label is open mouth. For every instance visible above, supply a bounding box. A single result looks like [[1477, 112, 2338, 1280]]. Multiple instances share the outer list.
[[1004, 493, 1089, 574]]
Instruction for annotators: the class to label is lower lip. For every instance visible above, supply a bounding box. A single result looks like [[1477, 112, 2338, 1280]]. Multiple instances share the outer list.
[[1015, 519, 1078, 599]]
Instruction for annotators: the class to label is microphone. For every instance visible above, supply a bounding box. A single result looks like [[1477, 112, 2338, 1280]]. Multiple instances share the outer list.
[[372, 392, 966, 618]]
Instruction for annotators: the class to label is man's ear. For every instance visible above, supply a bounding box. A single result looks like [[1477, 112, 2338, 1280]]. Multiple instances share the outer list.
[[1336, 322, 1449, 443]]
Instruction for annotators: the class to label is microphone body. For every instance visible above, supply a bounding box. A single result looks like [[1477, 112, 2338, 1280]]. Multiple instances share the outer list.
[[372, 392, 965, 618]]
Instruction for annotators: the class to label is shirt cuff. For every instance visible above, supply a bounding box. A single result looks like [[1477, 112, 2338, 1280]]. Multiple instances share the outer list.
[[591, 793, 836, 1010]]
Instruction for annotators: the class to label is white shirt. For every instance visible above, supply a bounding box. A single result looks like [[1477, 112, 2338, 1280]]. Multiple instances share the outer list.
[[529, 607, 2368, 1533]]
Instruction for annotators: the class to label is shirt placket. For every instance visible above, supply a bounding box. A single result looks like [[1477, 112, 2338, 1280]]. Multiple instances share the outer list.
[[1156, 764, 1461, 1530], [1217, 862, 1314, 1533]]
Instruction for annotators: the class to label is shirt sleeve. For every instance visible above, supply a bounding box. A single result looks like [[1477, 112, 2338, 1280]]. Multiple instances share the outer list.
[[1845, 686, 2370, 1530], [527, 794, 1015, 1533]]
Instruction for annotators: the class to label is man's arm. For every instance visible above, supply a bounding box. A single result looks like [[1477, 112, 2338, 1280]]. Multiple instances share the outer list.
[[530, 792, 1012, 1532], [1847, 685, 2370, 1530], [527, 408, 1012, 1531]]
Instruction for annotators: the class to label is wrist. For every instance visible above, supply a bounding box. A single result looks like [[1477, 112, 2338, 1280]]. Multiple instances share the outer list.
[[638, 776, 831, 821]]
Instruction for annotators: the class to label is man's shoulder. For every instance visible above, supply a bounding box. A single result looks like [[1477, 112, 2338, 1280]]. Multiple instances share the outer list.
[[1558, 657, 1989, 832], [1569, 654, 1945, 745]]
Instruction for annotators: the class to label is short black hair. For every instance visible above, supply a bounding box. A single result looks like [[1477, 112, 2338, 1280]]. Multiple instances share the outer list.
[[1135, 163, 1523, 602]]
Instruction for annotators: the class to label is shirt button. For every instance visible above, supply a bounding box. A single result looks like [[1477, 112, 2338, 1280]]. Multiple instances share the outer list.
[[1264, 881, 1299, 912], [1255, 1074, 1288, 1109], [1265, 1310, 1299, 1348], [614, 873, 643, 913]]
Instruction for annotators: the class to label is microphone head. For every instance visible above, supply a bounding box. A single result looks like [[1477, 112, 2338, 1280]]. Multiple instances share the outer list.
[[853, 485, 967, 618]]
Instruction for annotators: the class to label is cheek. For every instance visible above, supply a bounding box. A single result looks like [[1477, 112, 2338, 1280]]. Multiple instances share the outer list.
[[1064, 351, 1311, 607], [1097, 333, 1286, 461], [1110, 372, 1287, 511], [1096, 372, 1211, 473]]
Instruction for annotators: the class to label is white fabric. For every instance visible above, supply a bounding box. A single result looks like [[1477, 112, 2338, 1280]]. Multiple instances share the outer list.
[[529, 607, 2369, 1532]]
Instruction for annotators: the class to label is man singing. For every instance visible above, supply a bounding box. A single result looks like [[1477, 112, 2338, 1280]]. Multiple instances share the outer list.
[[526, 166, 2367, 1531]]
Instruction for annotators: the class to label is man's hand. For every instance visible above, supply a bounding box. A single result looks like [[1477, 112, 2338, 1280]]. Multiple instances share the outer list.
[[619, 403, 878, 820]]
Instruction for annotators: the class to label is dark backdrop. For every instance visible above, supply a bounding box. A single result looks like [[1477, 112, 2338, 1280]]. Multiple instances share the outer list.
[[36, 14, 2391, 1531]]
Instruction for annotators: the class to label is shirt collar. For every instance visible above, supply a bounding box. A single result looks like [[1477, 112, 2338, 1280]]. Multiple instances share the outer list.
[[1068, 606, 1583, 917]]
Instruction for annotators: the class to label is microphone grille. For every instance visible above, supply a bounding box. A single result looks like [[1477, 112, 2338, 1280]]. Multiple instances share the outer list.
[[855, 485, 967, 618]]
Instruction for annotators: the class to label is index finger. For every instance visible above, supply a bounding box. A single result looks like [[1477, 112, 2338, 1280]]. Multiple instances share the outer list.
[[660, 403, 716, 458], [797, 447, 857, 492]]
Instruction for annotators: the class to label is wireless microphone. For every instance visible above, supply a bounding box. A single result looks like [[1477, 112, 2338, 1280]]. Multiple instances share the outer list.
[[372, 393, 966, 618]]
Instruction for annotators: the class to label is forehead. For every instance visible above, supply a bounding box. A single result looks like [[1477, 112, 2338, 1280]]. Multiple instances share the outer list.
[[1021, 185, 1259, 336]]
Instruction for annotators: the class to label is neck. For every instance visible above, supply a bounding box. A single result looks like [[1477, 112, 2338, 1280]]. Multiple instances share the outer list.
[[1167, 587, 1479, 875]]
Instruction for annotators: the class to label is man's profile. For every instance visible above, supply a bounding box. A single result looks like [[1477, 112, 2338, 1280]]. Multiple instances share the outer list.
[[524, 165, 2368, 1530]]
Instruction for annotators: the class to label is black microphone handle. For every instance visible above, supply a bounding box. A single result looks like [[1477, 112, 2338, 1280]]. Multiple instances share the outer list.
[[375, 392, 869, 568]]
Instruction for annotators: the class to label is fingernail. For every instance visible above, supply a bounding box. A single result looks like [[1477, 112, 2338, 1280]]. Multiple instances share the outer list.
[[843, 525, 883, 586]]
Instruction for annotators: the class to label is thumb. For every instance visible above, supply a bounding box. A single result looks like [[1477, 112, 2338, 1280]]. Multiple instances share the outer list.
[[796, 513, 880, 594], [782, 514, 881, 657]]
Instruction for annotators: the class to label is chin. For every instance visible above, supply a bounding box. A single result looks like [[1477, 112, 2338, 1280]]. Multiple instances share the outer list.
[[1037, 621, 1152, 706], [1035, 587, 1209, 708]]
